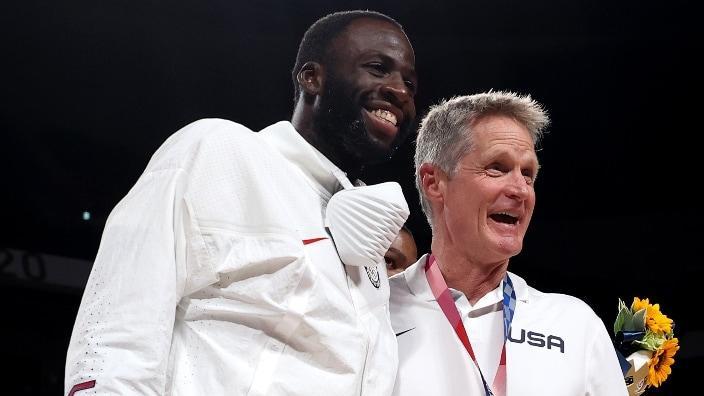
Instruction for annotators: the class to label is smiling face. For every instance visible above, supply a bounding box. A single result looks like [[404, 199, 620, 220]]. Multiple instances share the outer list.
[[440, 114, 538, 264], [314, 17, 417, 165]]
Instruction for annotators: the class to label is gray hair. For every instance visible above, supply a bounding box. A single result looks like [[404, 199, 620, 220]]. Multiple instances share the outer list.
[[414, 91, 550, 227]]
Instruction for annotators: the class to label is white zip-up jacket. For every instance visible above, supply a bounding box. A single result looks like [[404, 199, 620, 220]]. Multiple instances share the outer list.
[[65, 119, 398, 395]]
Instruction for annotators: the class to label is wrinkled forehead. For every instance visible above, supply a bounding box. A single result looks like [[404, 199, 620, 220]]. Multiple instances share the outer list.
[[470, 115, 536, 150]]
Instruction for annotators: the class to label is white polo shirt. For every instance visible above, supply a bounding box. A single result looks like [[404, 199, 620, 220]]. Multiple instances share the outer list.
[[390, 254, 628, 396]]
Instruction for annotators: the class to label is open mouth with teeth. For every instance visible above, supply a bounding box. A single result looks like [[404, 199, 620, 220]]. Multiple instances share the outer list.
[[489, 212, 519, 225], [363, 108, 400, 144], [371, 109, 397, 126]]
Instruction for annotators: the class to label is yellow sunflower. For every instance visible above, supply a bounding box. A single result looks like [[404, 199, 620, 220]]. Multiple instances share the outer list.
[[647, 337, 679, 387], [632, 297, 673, 334]]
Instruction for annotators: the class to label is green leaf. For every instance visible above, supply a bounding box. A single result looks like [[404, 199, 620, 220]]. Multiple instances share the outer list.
[[631, 308, 647, 331], [622, 308, 644, 331], [614, 309, 627, 335], [633, 331, 665, 351], [615, 299, 636, 333], [618, 298, 628, 312], [622, 315, 633, 331], [614, 302, 632, 335]]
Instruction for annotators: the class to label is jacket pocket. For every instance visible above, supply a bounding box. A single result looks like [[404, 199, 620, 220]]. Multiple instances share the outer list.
[[185, 221, 304, 296]]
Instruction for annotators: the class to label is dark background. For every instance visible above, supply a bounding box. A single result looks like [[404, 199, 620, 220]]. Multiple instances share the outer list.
[[1, 0, 701, 394]]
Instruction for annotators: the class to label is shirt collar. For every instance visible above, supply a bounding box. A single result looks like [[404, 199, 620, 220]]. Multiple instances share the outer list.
[[450, 284, 502, 310], [400, 253, 531, 304], [506, 271, 530, 304], [259, 121, 348, 197], [402, 253, 435, 302]]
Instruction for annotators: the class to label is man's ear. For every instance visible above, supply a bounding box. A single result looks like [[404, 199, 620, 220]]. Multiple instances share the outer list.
[[419, 163, 445, 206], [297, 61, 324, 96]]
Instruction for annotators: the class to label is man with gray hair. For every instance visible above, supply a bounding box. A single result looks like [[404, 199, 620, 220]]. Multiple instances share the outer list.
[[389, 92, 627, 395]]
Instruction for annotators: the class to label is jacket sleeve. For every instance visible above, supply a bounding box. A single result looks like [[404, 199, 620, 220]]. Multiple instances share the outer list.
[[64, 168, 189, 395], [584, 315, 629, 396]]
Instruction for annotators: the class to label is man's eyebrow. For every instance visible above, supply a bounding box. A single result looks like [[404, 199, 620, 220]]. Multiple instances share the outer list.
[[364, 52, 417, 74], [386, 247, 407, 261]]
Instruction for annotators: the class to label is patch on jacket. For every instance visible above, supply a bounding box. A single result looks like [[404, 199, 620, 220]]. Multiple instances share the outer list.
[[365, 265, 381, 288]]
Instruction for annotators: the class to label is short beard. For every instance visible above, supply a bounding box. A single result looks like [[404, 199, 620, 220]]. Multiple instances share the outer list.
[[313, 73, 408, 168]]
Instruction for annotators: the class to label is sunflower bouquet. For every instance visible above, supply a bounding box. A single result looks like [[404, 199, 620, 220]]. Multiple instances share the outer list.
[[613, 297, 679, 395]]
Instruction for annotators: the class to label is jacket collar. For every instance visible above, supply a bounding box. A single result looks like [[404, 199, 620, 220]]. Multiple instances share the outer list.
[[259, 121, 349, 197], [401, 253, 531, 304]]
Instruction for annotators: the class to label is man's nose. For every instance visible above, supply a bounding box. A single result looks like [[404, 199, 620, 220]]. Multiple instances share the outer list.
[[380, 74, 412, 107], [505, 172, 531, 200]]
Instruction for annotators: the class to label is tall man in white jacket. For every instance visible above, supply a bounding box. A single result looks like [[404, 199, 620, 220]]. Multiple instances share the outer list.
[[390, 92, 628, 395], [65, 10, 418, 396]]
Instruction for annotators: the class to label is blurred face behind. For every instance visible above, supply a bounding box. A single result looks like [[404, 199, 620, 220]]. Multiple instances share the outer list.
[[385, 229, 418, 276], [440, 114, 538, 265]]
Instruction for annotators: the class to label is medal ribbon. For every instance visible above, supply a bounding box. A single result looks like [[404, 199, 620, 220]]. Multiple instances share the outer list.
[[425, 255, 516, 396]]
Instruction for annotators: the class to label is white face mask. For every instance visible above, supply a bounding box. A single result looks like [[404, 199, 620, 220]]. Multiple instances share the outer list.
[[326, 181, 410, 267]]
